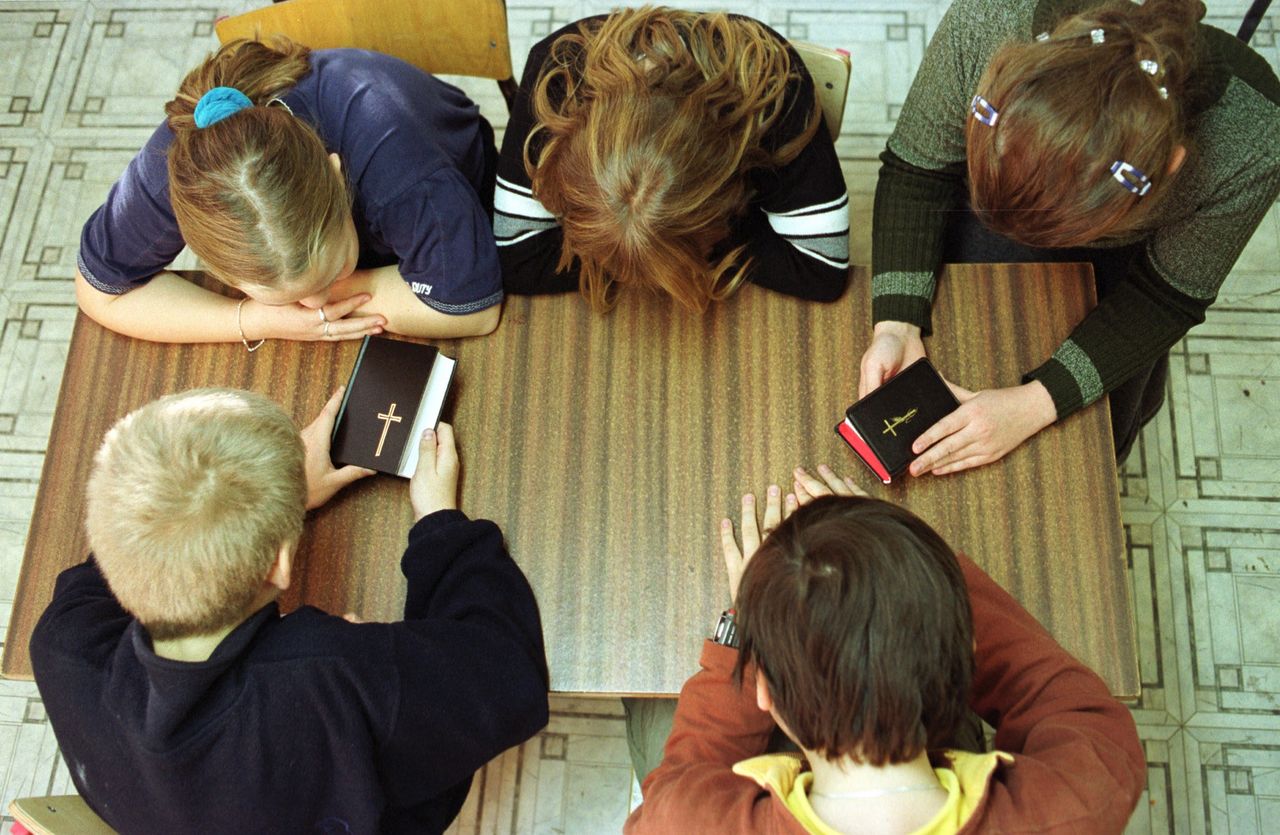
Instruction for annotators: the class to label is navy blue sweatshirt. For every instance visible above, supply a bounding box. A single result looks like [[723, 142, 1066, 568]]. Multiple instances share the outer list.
[[30, 510, 549, 834]]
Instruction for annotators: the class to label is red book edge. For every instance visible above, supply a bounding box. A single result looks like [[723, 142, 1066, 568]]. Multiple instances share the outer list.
[[836, 419, 892, 484]]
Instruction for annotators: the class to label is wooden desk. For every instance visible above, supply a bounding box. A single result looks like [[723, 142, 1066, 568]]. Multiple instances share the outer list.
[[4, 264, 1138, 697]]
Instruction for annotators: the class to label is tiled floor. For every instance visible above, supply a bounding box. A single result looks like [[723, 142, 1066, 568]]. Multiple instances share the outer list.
[[0, 1, 1276, 833]]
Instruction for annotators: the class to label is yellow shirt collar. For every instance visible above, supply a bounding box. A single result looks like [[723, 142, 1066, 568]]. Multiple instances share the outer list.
[[731, 750, 1012, 835]]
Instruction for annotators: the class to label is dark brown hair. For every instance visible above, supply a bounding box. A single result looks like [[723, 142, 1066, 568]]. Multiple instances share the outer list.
[[734, 497, 973, 764], [526, 6, 819, 312], [165, 37, 351, 291], [967, 0, 1204, 247]]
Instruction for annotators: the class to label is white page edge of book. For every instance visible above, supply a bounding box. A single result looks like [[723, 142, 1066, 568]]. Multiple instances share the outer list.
[[395, 355, 457, 477]]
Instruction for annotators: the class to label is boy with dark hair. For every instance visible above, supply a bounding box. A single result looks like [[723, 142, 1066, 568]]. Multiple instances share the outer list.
[[625, 466, 1145, 834], [31, 387, 549, 833]]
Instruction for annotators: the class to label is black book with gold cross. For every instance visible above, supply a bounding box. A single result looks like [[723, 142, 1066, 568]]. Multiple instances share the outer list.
[[835, 357, 959, 484], [331, 335, 456, 477]]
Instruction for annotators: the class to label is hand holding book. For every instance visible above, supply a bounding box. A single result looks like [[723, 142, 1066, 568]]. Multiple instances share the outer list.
[[908, 380, 1056, 476], [410, 423, 459, 521], [301, 387, 376, 510], [858, 321, 926, 400]]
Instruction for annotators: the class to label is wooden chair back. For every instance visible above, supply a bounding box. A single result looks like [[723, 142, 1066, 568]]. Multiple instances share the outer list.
[[215, 0, 513, 83], [9, 796, 117, 835], [793, 42, 851, 141]]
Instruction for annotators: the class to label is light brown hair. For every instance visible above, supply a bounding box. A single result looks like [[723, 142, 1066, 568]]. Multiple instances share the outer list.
[[526, 7, 819, 312], [85, 389, 306, 640], [734, 497, 974, 764], [966, 0, 1204, 247], [165, 37, 351, 291]]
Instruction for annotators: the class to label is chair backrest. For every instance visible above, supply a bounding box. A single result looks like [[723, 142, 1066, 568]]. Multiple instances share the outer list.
[[793, 42, 851, 142], [214, 0, 513, 82], [9, 796, 118, 835]]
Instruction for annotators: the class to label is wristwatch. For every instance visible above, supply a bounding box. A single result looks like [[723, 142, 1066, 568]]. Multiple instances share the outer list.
[[712, 608, 740, 649]]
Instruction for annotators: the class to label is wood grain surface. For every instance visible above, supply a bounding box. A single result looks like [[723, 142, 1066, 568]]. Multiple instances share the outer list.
[[4, 264, 1137, 697]]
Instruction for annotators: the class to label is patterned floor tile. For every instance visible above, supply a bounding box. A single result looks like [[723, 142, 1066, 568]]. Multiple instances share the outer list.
[[57, 5, 234, 132], [1164, 311, 1280, 514], [1126, 725, 1190, 835], [1179, 725, 1280, 835], [1124, 510, 1185, 726], [1121, 413, 1171, 514], [1167, 512, 1280, 730], [445, 695, 634, 835], [0, 5, 84, 135]]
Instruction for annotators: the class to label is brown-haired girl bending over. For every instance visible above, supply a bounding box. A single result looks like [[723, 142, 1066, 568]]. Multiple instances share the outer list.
[[862, 0, 1280, 471], [495, 7, 850, 312], [76, 38, 503, 345]]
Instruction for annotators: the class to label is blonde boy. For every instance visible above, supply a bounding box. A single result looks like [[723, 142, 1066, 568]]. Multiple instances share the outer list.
[[32, 388, 548, 834]]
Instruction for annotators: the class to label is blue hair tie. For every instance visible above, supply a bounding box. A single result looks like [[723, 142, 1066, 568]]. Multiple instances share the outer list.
[[193, 86, 253, 129]]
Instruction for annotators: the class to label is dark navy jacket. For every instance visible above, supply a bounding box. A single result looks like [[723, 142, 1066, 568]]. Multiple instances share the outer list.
[[31, 510, 548, 834]]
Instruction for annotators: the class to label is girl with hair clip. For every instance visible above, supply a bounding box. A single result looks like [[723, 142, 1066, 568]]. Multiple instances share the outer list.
[[75, 38, 503, 346], [861, 0, 1280, 471], [494, 7, 851, 312]]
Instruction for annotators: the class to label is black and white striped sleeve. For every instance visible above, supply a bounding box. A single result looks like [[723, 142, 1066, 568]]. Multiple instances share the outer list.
[[739, 54, 850, 302], [494, 33, 580, 296]]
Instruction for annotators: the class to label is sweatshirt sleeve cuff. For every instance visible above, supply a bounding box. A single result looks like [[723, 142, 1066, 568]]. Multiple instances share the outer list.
[[698, 639, 741, 673], [1024, 358, 1085, 421], [871, 294, 934, 335], [407, 509, 471, 542]]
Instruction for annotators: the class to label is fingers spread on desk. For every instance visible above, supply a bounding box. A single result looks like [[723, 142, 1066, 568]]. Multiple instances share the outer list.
[[720, 517, 745, 601], [762, 485, 782, 535], [793, 466, 828, 500], [719, 518, 741, 559], [815, 464, 858, 496], [741, 493, 760, 557]]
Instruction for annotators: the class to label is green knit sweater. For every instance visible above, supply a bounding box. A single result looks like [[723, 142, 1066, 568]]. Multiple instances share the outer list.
[[871, 0, 1280, 418]]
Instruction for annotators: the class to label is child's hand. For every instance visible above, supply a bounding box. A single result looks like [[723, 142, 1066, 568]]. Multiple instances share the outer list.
[[301, 387, 375, 510], [791, 464, 867, 505], [720, 484, 798, 603], [858, 321, 926, 399], [241, 294, 385, 342], [410, 422, 459, 521], [908, 381, 1055, 476]]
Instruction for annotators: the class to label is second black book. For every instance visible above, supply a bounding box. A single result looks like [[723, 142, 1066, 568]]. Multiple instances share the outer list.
[[331, 336, 456, 477]]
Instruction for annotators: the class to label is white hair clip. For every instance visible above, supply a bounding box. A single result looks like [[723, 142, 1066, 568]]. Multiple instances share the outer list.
[[1110, 160, 1152, 196], [1036, 31, 1050, 42], [971, 94, 1000, 127], [1139, 59, 1159, 75], [1091, 28, 1106, 44], [1158, 86, 1169, 99]]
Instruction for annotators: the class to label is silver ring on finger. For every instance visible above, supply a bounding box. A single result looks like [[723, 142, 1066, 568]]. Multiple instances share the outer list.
[[322, 320, 331, 339], [318, 307, 328, 323]]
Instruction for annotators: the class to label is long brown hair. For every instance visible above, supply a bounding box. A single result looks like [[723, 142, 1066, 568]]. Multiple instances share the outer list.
[[527, 7, 819, 312], [966, 0, 1204, 247], [165, 37, 350, 291], [734, 497, 973, 764]]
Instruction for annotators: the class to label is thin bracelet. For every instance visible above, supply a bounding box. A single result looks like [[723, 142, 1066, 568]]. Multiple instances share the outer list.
[[236, 298, 266, 353]]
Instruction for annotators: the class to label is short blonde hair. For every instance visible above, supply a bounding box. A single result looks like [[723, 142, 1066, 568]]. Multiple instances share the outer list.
[[85, 389, 306, 640]]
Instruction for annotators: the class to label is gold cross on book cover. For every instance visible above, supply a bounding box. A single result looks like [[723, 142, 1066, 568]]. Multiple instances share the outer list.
[[331, 336, 457, 477]]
